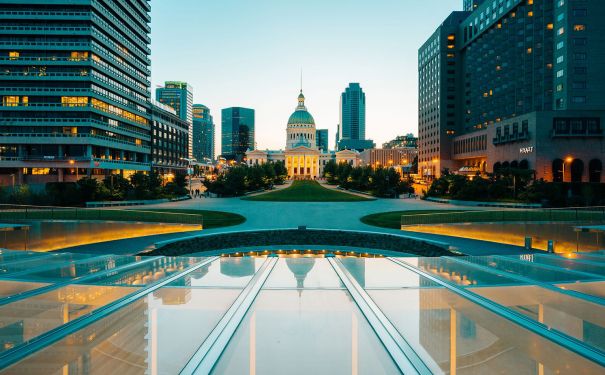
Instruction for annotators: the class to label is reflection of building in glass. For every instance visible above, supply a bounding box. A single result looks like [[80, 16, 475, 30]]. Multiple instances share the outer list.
[[220, 257, 256, 278], [285, 258, 316, 292]]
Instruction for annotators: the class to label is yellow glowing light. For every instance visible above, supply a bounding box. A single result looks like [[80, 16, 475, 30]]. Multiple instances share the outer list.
[[565, 157, 573, 163]]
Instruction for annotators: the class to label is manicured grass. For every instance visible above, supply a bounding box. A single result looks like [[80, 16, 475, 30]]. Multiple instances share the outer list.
[[142, 209, 245, 229], [0, 207, 245, 228], [242, 180, 373, 202], [361, 210, 470, 229]]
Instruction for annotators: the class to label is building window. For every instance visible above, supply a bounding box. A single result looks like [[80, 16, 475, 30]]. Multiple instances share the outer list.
[[8, 51, 19, 60], [573, 24, 586, 32]]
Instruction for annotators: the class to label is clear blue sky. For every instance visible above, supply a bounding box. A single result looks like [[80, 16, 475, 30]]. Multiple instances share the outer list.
[[151, 0, 460, 151]]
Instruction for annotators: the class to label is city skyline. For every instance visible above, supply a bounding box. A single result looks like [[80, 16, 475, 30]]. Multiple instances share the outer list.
[[150, 0, 460, 150]]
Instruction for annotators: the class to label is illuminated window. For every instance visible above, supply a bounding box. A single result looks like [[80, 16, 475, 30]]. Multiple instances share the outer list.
[[2, 96, 19, 106], [32, 168, 50, 175], [547, 23, 554, 30], [527, 48, 533, 54], [69, 51, 89, 61], [528, 11, 533, 17], [8, 51, 19, 60], [573, 24, 586, 32], [62, 97, 88, 107]]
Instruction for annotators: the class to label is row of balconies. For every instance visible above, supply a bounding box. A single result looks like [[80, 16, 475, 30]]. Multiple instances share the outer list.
[[0, 155, 151, 169], [0, 84, 149, 118], [492, 131, 530, 145], [0, 103, 149, 130], [0, 133, 149, 151], [0, 24, 151, 64], [0, 117, 149, 139], [0, 56, 150, 91], [94, 0, 149, 35]]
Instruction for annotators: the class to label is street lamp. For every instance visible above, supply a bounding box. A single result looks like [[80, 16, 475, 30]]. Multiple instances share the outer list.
[[180, 157, 197, 193], [562, 156, 573, 182]]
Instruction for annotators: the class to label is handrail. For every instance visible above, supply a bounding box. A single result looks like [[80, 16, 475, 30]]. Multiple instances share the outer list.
[[0, 204, 203, 226], [401, 207, 605, 226]]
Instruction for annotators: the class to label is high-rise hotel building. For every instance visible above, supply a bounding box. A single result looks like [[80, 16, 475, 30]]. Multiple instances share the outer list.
[[156, 81, 193, 158], [0, 0, 153, 185], [419, 0, 605, 182]]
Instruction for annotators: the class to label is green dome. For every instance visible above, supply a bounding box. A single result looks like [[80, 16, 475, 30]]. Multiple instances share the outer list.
[[288, 90, 315, 126], [288, 109, 315, 126]]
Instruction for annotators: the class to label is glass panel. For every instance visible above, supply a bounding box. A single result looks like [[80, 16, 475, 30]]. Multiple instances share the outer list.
[[0, 249, 48, 263], [88, 257, 204, 287], [558, 281, 605, 299], [557, 252, 605, 264], [340, 257, 438, 288], [168, 257, 263, 288], [0, 284, 137, 354], [368, 288, 604, 375], [463, 255, 598, 283], [0, 253, 94, 276], [514, 254, 605, 277], [2, 289, 242, 374], [211, 290, 400, 374], [16, 255, 141, 282], [0, 280, 49, 298], [264, 258, 343, 289], [403, 257, 523, 286], [471, 284, 605, 352]]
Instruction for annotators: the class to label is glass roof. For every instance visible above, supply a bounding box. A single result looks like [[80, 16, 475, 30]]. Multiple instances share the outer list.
[[0, 249, 603, 374]]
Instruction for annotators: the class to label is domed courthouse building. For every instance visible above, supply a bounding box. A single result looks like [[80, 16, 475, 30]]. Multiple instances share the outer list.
[[246, 91, 359, 179]]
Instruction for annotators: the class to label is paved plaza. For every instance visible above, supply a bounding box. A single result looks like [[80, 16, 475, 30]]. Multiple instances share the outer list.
[[60, 195, 527, 256]]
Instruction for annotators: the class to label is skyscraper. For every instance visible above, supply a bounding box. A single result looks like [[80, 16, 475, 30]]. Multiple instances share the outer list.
[[192, 104, 215, 162], [337, 83, 374, 151], [463, 0, 486, 12], [156, 82, 193, 158], [418, 0, 605, 182], [315, 129, 329, 153], [221, 107, 255, 161], [0, 0, 152, 185]]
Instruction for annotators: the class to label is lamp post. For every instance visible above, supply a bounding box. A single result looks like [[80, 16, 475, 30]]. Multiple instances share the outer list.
[[562, 156, 573, 182], [180, 157, 197, 194]]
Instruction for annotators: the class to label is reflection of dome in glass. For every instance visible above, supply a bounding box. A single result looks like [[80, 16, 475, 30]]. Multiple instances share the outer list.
[[220, 257, 255, 277], [287, 91, 315, 126], [286, 257, 316, 291]]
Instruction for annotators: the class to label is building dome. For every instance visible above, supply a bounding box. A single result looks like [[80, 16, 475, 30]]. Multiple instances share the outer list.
[[287, 91, 315, 127]]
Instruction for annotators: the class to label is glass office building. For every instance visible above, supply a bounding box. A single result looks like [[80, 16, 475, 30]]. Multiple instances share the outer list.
[[192, 104, 215, 162], [0, 249, 603, 373], [337, 83, 374, 151], [315, 129, 329, 153], [221, 107, 255, 161], [0, 0, 153, 185]]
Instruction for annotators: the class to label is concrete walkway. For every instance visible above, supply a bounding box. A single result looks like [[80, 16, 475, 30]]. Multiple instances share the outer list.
[[60, 195, 528, 256]]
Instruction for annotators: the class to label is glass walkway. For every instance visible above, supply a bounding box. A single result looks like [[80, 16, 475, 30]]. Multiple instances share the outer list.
[[0, 249, 603, 374]]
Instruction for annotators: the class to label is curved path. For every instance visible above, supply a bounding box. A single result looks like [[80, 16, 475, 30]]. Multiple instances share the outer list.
[[59, 196, 528, 256]]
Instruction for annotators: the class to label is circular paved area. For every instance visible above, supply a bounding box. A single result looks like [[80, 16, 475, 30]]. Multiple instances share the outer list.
[[59, 196, 528, 256]]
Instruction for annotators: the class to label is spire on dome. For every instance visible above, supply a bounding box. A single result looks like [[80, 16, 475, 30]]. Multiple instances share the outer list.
[[297, 90, 305, 109]]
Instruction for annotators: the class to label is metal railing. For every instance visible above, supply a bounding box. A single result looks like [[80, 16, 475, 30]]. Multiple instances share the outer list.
[[0, 204, 203, 226], [401, 207, 605, 227]]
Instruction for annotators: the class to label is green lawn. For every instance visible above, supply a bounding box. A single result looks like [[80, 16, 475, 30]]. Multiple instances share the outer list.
[[0, 207, 245, 229], [361, 210, 469, 229], [140, 209, 245, 229], [362, 208, 605, 229], [242, 180, 373, 202]]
